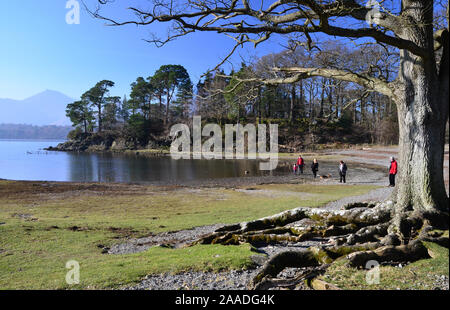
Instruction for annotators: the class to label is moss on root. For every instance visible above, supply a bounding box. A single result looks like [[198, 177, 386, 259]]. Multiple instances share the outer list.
[[317, 240, 449, 290]]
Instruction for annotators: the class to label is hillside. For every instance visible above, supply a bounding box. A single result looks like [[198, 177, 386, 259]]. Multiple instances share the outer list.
[[0, 124, 72, 140]]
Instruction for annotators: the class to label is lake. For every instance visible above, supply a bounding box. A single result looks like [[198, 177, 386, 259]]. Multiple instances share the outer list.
[[0, 139, 290, 183]]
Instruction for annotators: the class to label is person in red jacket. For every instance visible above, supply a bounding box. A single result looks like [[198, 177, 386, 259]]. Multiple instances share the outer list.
[[297, 155, 305, 174], [389, 157, 398, 187]]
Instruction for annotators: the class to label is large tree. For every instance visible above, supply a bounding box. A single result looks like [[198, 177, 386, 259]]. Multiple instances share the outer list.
[[90, 0, 449, 288], [82, 80, 115, 132], [151, 64, 192, 125], [129, 77, 154, 120], [66, 99, 95, 133]]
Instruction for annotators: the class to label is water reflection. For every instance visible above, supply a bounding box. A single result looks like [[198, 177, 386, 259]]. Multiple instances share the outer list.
[[0, 140, 306, 183], [68, 153, 94, 182]]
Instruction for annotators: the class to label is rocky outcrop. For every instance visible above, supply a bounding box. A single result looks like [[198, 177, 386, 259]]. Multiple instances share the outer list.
[[46, 133, 114, 152], [46, 132, 167, 153]]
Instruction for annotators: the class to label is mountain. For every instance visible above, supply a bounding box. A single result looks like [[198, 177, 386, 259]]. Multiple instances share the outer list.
[[0, 90, 74, 126]]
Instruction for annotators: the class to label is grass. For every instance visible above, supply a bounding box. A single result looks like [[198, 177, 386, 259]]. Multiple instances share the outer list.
[[0, 180, 379, 289], [318, 241, 449, 290], [0, 222, 255, 289], [0, 181, 379, 233]]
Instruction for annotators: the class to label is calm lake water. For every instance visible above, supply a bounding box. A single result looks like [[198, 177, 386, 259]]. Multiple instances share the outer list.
[[0, 139, 288, 183]]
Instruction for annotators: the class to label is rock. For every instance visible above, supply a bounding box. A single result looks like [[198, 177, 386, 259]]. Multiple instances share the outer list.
[[146, 140, 158, 149], [87, 144, 107, 152], [250, 254, 268, 266], [124, 270, 259, 290], [111, 139, 127, 151]]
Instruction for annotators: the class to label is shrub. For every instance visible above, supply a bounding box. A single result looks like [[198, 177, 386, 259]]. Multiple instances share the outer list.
[[67, 127, 84, 140]]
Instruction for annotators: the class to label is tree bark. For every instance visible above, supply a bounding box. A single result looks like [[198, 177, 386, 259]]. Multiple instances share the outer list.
[[391, 0, 449, 229]]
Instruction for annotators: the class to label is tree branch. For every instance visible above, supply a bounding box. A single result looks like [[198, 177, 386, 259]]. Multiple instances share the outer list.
[[89, 0, 428, 58], [259, 67, 394, 98]]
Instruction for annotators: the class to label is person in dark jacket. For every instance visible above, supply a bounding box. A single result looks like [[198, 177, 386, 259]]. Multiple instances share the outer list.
[[389, 157, 398, 187], [311, 158, 319, 178], [339, 160, 348, 183], [297, 155, 305, 174]]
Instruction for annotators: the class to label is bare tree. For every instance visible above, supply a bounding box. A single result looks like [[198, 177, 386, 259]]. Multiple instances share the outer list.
[[89, 0, 449, 288]]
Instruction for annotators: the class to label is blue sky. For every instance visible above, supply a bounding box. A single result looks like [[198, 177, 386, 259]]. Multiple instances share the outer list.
[[0, 0, 285, 101]]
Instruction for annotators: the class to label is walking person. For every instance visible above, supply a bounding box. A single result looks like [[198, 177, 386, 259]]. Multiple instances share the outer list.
[[339, 160, 348, 183], [297, 155, 305, 174], [389, 156, 398, 187], [311, 158, 319, 178], [292, 163, 297, 175]]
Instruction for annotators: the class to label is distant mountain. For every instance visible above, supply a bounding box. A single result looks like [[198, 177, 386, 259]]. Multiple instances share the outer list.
[[0, 90, 74, 126]]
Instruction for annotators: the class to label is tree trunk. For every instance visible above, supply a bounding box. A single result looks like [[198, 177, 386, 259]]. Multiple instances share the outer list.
[[334, 82, 340, 119], [289, 84, 296, 122], [97, 105, 102, 132], [327, 80, 333, 120], [360, 97, 364, 125], [148, 97, 152, 121], [319, 79, 325, 118], [309, 85, 314, 119], [158, 93, 163, 121], [258, 86, 262, 123], [165, 93, 170, 125], [299, 81, 304, 118], [392, 0, 449, 229]]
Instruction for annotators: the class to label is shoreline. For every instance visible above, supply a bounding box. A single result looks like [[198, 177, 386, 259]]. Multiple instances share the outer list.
[[0, 169, 385, 289], [1, 145, 448, 290], [0, 159, 388, 188]]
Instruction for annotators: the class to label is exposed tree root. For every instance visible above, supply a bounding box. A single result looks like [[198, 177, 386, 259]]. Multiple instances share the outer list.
[[195, 202, 394, 246], [252, 265, 328, 290], [331, 222, 390, 246], [191, 200, 448, 290], [249, 250, 322, 289], [248, 243, 382, 289], [420, 235, 449, 249], [346, 240, 430, 268]]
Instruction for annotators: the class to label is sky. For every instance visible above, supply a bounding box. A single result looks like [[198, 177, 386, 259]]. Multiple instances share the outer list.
[[0, 0, 286, 101]]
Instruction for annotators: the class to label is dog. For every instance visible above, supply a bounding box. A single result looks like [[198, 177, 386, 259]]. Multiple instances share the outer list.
[[319, 174, 332, 179]]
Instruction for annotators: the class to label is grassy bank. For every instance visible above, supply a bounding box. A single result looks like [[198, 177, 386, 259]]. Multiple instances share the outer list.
[[0, 180, 378, 289]]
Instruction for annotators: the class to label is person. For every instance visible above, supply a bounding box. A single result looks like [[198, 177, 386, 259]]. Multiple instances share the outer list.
[[311, 158, 319, 178], [339, 160, 348, 183], [292, 163, 297, 175], [389, 156, 398, 187], [297, 155, 305, 174]]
